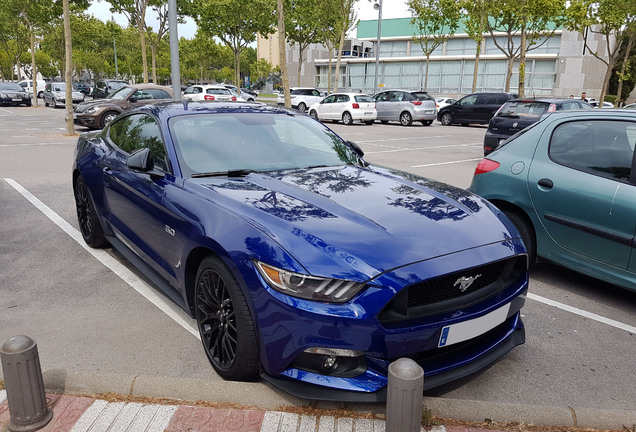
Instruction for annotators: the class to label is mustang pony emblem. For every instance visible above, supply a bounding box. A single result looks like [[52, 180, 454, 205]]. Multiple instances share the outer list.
[[454, 274, 482, 292]]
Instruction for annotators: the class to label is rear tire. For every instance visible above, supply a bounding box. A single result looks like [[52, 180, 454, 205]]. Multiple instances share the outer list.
[[503, 210, 537, 268], [297, 102, 306, 113], [399, 111, 412, 126], [195, 255, 259, 381]]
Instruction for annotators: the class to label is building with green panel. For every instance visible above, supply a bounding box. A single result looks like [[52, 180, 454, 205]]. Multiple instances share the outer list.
[[302, 17, 610, 99]]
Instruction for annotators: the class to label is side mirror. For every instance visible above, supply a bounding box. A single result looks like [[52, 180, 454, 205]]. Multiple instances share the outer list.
[[346, 140, 364, 157], [129, 96, 138, 103], [127, 148, 154, 171]]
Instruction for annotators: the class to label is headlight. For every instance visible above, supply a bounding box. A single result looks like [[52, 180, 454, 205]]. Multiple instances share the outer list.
[[86, 106, 99, 114], [254, 261, 365, 303]]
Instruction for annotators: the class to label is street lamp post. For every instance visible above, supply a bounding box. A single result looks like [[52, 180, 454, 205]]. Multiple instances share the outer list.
[[372, 0, 383, 91]]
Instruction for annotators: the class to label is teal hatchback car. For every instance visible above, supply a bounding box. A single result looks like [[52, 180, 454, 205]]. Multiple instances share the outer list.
[[470, 109, 636, 292]]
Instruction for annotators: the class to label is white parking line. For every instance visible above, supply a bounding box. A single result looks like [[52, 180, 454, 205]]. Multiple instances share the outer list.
[[411, 157, 483, 167], [367, 143, 482, 154], [5, 178, 635, 339], [528, 293, 636, 333], [0, 142, 75, 147], [3, 178, 200, 340]]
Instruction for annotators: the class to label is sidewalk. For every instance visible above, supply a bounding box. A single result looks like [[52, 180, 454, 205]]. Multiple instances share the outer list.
[[0, 390, 457, 432]]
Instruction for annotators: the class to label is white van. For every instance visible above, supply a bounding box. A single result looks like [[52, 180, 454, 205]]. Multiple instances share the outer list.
[[18, 79, 47, 98]]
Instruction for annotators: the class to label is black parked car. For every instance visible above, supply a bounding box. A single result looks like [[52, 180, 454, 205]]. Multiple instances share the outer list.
[[438, 92, 516, 126], [92, 79, 128, 98], [483, 97, 593, 155], [0, 82, 31, 106]]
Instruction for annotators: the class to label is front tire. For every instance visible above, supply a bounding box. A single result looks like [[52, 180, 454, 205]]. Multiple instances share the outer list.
[[195, 255, 259, 381], [440, 112, 453, 126], [101, 111, 118, 128], [342, 111, 353, 125], [74, 175, 107, 248], [309, 109, 318, 119], [399, 111, 412, 126]]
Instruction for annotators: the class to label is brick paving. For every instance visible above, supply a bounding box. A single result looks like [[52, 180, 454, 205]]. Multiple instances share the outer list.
[[0, 389, 509, 432]]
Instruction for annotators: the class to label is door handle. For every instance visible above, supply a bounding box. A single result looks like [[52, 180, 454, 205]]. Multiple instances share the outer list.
[[538, 178, 553, 189], [103, 167, 113, 176]]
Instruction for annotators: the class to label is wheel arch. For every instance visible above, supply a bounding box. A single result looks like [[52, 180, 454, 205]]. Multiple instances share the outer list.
[[488, 199, 538, 263]]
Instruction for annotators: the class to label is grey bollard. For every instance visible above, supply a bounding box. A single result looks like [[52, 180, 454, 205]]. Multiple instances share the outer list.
[[386, 358, 424, 432], [1, 336, 52, 432]]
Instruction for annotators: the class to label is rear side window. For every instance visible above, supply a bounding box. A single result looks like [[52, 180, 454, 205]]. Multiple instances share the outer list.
[[549, 120, 636, 182], [476, 94, 498, 105], [411, 92, 433, 101]]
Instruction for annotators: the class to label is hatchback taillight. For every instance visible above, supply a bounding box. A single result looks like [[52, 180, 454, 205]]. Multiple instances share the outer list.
[[204, 95, 215, 100], [352, 103, 360, 109], [474, 159, 501, 175], [231, 96, 237, 101], [411, 100, 422, 105]]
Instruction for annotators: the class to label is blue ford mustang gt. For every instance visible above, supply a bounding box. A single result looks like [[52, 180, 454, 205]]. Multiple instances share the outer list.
[[72, 101, 528, 401]]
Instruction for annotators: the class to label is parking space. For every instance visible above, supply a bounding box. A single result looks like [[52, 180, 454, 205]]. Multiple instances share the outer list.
[[0, 106, 634, 412]]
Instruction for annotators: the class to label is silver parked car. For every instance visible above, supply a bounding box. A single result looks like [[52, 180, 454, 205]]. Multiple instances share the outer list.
[[372, 89, 437, 126], [44, 82, 85, 108]]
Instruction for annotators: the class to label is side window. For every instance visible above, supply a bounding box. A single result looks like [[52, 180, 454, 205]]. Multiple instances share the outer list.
[[323, 95, 336, 103], [311, 90, 321, 96], [109, 114, 169, 171], [19, 82, 27, 89], [184, 87, 195, 95], [402, 92, 415, 101], [476, 94, 496, 105], [336, 95, 349, 102], [389, 91, 403, 102], [497, 94, 511, 104], [459, 94, 478, 106], [375, 92, 389, 102], [147, 89, 171, 99], [549, 120, 635, 182]]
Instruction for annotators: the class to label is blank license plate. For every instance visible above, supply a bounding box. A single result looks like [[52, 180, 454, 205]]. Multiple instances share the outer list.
[[438, 303, 510, 347]]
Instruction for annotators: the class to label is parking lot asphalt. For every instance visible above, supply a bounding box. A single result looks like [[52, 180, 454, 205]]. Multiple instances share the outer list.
[[1, 104, 635, 430]]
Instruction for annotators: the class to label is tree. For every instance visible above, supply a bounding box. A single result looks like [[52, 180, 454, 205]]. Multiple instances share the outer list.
[[332, 0, 358, 92], [188, 0, 277, 87], [567, 0, 636, 105], [409, 0, 461, 91], [616, 24, 635, 104], [109, 0, 151, 83], [277, 0, 290, 107], [461, 0, 489, 92], [284, 0, 325, 86], [0, 0, 29, 81]]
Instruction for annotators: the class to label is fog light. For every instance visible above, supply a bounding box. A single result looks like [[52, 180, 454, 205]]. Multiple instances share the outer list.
[[323, 355, 337, 370]]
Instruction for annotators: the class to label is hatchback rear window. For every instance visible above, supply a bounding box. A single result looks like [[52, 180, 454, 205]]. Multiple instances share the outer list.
[[411, 92, 434, 101], [354, 95, 373, 102], [497, 101, 549, 119]]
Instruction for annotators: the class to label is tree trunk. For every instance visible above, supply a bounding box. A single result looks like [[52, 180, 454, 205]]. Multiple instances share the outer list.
[[234, 48, 241, 87], [505, 58, 514, 92], [151, 43, 157, 84], [598, 57, 614, 109], [28, 24, 38, 106], [327, 41, 333, 93], [277, 0, 291, 107], [139, 3, 149, 84], [334, 26, 347, 92], [518, 24, 527, 97], [472, 12, 484, 93], [617, 31, 634, 105], [62, 0, 74, 134], [424, 56, 430, 90], [297, 44, 303, 87]]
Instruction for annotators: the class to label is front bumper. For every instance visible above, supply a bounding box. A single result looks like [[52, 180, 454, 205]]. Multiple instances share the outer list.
[[245, 240, 528, 399], [73, 114, 99, 128]]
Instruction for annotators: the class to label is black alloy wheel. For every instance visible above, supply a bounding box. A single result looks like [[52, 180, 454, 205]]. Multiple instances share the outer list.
[[440, 112, 453, 126], [195, 256, 259, 381], [74, 175, 107, 248]]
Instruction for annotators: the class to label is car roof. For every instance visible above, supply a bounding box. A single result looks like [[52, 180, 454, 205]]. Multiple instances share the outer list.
[[508, 97, 584, 103], [135, 101, 291, 119]]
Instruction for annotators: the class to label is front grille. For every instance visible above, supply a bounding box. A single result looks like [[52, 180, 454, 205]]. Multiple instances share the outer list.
[[379, 255, 526, 325]]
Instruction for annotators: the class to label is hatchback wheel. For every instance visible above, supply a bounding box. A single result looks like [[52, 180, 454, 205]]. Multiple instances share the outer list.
[[440, 112, 453, 126], [195, 255, 259, 381], [503, 210, 537, 268], [399, 111, 412, 126], [74, 175, 107, 248], [342, 112, 353, 125], [297, 102, 306, 113], [309, 109, 318, 119]]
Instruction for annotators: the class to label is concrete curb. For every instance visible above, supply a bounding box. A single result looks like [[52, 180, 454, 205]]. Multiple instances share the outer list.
[[41, 370, 636, 430]]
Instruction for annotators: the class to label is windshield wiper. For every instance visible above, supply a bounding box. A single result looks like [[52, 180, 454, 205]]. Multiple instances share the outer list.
[[192, 169, 255, 178]]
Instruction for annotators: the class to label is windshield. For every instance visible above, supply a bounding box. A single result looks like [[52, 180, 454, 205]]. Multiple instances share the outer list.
[[0, 82, 22, 91], [170, 112, 360, 177], [107, 86, 134, 100], [50, 83, 79, 92], [497, 101, 549, 119]]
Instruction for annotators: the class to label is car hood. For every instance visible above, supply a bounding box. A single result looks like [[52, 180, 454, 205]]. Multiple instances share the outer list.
[[75, 99, 121, 112], [186, 165, 515, 280]]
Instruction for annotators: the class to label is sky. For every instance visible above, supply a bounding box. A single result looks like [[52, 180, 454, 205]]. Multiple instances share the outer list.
[[86, 0, 412, 40]]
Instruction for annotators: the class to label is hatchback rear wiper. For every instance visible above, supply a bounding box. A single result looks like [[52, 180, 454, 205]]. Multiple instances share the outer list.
[[192, 169, 255, 178]]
